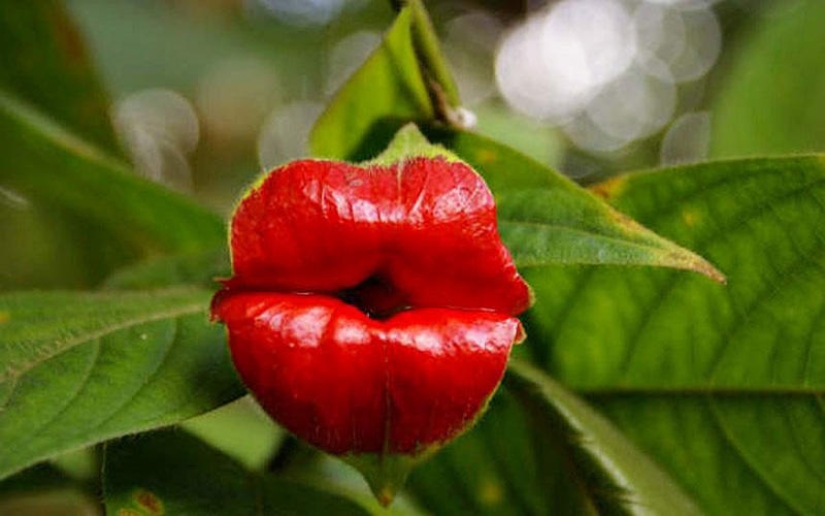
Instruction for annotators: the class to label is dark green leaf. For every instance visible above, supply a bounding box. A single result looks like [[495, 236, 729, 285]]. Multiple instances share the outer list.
[[104, 429, 369, 515], [0, 0, 120, 154], [0, 93, 224, 288], [407, 389, 553, 515], [525, 156, 825, 513], [437, 129, 724, 280], [711, 0, 825, 157], [505, 359, 700, 515], [0, 289, 243, 481], [406, 365, 699, 515], [0, 464, 75, 498]]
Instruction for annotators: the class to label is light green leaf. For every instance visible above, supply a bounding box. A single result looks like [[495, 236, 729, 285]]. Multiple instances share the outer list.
[[525, 156, 825, 513], [181, 397, 284, 471], [0, 289, 244, 481], [310, 7, 430, 161], [0, 0, 120, 155], [310, 1, 458, 162], [103, 429, 369, 515], [439, 129, 724, 280], [711, 0, 825, 157], [0, 93, 224, 288], [404, 0, 460, 106]]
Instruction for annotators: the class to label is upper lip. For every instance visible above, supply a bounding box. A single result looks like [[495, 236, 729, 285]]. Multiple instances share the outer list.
[[218, 156, 531, 319]]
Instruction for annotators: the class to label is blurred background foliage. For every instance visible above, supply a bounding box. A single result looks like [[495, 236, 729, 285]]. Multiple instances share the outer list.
[[2, 0, 823, 290], [4, 0, 825, 291]]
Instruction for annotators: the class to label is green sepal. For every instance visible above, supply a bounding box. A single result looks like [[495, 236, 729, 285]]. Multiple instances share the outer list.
[[343, 451, 429, 507], [365, 123, 460, 167]]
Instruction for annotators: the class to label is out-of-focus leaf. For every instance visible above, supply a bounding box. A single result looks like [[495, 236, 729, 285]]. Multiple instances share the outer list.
[[103, 429, 369, 515], [0, 0, 120, 154], [0, 289, 243, 481], [311, 0, 459, 162], [525, 156, 825, 513], [103, 248, 229, 290], [711, 0, 825, 157], [0, 464, 75, 498], [0, 93, 224, 288], [181, 397, 284, 471], [434, 129, 725, 280]]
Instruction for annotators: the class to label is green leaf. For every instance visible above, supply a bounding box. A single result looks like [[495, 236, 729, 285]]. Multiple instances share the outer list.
[[437, 129, 724, 280], [0, 92, 224, 288], [524, 156, 825, 513], [310, 7, 430, 161], [310, 1, 458, 162], [103, 429, 369, 515], [0, 288, 244, 481], [0, 0, 120, 154], [711, 0, 825, 157], [404, 0, 460, 106]]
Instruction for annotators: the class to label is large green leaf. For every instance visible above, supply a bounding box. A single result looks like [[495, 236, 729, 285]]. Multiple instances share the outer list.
[[0, 289, 244, 481], [711, 0, 825, 157], [0, 0, 119, 154], [406, 363, 698, 514], [0, 92, 224, 288], [525, 156, 825, 513], [310, 1, 456, 162], [438, 130, 725, 280], [103, 429, 369, 515]]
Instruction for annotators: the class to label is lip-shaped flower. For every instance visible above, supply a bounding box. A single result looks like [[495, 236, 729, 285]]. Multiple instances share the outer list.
[[211, 126, 532, 504]]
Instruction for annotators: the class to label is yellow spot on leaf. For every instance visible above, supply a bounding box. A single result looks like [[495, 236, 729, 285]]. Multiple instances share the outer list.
[[474, 149, 498, 165], [590, 175, 629, 200], [0, 312, 8, 324], [682, 209, 700, 227], [478, 478, 504, 506]]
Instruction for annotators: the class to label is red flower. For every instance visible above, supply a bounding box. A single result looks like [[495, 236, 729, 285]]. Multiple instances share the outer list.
[[211, 143, 531, 502]]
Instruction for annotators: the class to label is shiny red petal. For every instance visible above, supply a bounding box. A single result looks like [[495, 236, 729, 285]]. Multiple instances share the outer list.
[[212, 291, 521, 455], [228, 157, 531, 315]]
